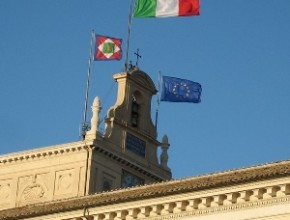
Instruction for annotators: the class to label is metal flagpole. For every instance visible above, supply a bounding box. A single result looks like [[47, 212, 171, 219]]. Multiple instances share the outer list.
[[82, 30, 95, 140], [155, 71, 162, 135], [124, 0, 135, 71]]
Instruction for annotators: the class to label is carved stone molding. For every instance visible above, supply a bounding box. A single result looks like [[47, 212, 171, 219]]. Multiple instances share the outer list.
[[0, 141, 93, 165]]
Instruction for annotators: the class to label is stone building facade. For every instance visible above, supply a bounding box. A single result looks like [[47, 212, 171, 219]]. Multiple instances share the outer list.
[[1, 69, 290, 219], [1, 159, 290, 219]]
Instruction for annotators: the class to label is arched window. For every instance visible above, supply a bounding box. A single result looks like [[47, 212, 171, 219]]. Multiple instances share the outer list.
[[131, 96, 139, 128]]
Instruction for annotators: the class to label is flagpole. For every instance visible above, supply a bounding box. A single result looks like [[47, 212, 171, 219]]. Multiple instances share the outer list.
[[124, 0, 135, 71], [155, 71, 162, 135], [82, 30, 95, 140]]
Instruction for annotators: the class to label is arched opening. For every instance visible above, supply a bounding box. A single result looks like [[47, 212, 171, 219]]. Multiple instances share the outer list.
[[131, 91, 142, 128]]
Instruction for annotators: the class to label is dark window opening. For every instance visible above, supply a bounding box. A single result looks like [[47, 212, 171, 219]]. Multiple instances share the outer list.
[[131, 98, 139, 127]]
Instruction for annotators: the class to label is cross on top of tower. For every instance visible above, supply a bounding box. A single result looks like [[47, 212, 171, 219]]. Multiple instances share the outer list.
[[134, 49, 142, 67]]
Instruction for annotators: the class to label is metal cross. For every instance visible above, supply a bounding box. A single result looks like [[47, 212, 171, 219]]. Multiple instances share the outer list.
[[134, 49, 142, 67]]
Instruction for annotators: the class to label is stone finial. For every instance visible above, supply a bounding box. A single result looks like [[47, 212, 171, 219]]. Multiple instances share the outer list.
[[85, 96, 102, 140], [160, 135, 170, 170], [91, 96, 102, 131]]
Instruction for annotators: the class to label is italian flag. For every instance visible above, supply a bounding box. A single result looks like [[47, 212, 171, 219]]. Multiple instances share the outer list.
[[134, 0, 200, 18]]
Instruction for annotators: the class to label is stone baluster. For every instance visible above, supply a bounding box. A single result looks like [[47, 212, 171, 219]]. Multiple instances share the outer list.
[[104, 213, 109, 220], [237, 191, 252, 203], [104, 212, 116, 220], [96, 214, 105, 220], [169, 202, 176, 213], [211, 195, 226, 207], [137, 207, 151, 218], [150, 205, 163, 216], [198, 197, 212, 209], [115, 210, 127, 220], [249, 188, 266, 201], [160, 203, 175, 214], [173, 201, 188, 213], [223, 192, 239, 205], [127, 208, 139, 219], [263, 186, 279, 199], [277, 184, 290, 197], [185, 199, 200, 211]]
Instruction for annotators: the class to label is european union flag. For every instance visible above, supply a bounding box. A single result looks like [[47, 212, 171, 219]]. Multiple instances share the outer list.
[[160, 76, 202, 103]]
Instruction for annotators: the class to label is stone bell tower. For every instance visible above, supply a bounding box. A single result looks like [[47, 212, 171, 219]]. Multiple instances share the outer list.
[[104, 69, 159, 163], [85, 68, 171, 192]]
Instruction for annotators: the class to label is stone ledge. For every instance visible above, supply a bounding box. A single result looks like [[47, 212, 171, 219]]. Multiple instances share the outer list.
[[0, 141, 93, 165]]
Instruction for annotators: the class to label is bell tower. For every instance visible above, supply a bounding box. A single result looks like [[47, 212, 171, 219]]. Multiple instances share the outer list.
[[85, 68, 171, 192], [104, 69, 159, 163]]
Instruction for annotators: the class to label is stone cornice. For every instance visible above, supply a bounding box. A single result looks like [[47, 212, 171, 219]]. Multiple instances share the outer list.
[[1, 160, 290, 219], [0, 140, 94, 165], [0, 138, 167, 180]]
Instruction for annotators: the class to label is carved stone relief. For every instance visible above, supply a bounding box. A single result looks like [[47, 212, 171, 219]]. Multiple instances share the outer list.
[[60, 174, 72, 190], [21, 183, 45, 200], [17, 173, 49, 206], [54, 169, 75, 196], [0, 180, 11, 202]]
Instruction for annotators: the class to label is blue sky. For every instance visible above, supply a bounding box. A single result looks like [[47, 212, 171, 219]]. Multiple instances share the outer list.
[[0, 1, 290, 179]]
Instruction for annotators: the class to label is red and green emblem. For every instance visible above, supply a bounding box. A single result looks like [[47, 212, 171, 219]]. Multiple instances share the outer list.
[[94, 35, 122, 60]]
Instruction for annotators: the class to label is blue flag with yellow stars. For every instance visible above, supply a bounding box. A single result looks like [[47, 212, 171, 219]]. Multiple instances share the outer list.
[[160, 76, 202, 103]]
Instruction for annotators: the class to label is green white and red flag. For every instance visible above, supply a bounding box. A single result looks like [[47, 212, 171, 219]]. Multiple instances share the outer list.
[[94, 35, 122, 61], [134, 0, 200, 18]]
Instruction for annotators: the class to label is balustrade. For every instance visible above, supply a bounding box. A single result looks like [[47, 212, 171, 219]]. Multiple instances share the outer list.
[[72, 183, 290, 220]]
